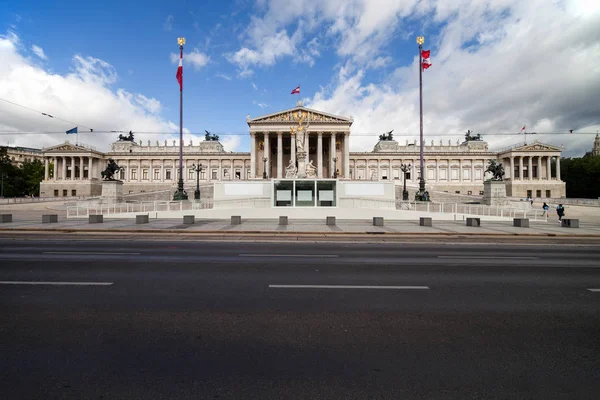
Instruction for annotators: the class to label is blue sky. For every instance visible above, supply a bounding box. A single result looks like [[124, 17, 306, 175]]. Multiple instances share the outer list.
[[1, 0, 599, 155]]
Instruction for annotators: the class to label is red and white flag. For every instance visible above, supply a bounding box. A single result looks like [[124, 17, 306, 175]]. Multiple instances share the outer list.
[[421, 49, 432, 70], [176, 51, 183, 90], [291, 85, 300, 94], [521, 125, 526, 131]]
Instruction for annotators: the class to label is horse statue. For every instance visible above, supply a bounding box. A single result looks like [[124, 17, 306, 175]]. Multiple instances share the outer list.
[[485, 159, 505, 181], [464, 130, 482, 142], [101, 158, 123, 181], [379, 130, 394, 141], [204, 130, 219, 141], [118, 131, 134, 142]]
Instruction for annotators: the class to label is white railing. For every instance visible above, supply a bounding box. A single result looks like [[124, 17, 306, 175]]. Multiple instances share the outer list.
[[339, 197, 396, 209], [67, 200, 200, 218], [395, 200, 548, 221], [0, 196, 89, 205]]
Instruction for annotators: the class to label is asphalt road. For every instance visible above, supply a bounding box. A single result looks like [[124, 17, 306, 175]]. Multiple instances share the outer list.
[[1, 238, 599, 399]]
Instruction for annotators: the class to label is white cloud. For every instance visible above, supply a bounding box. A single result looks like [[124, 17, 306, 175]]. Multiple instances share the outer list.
[[164, 15, 174, 31], [225, 30, 296, 76], [251, 82, 257, 90], [0, 31, 182, 152], [216, 73, 232, 81], [252, 100, 269, 109], [220, 135, 242, 152], [31, 45, 47, 60], [170, 49, 210, 70]]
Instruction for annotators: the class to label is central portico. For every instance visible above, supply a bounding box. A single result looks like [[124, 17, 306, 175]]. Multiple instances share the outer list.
[[247, 102, 353, 179]]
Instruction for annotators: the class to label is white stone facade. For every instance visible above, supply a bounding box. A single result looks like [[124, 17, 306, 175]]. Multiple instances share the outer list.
[[39, 105, 566, 199]]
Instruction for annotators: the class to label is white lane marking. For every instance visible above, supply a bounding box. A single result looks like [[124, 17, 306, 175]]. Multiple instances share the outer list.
[[239, 254, 338, 258], [43, 252, 140, 255], [269, 285, 429, 290], [587, 289, 600, 292], [437, 256, 540, 260], [0, 281, 114, 286]]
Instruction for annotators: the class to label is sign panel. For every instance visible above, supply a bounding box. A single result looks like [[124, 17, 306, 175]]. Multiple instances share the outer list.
[[319, 190, 334, 201], [223, 183, 264, 196], [297, 190, 313, 201], [276, 190, 292, 201], [343, 183, 385, 196]]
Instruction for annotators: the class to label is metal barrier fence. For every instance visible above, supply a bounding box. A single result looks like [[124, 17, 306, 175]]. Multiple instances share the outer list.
[[396, 201, 548, 221]]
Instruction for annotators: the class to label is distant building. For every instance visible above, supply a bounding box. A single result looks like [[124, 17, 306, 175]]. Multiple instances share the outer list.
[[593, 133, 600, 157], [4, 146, 44, 167], [36, 105, 566, 199]]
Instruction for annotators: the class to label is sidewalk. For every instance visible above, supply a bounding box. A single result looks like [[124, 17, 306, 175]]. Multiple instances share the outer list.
[[1, 216, 599, 237]]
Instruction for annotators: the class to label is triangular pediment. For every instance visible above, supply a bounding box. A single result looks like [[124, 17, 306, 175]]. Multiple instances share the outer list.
[[510, 141, 563, 152], [42, 141, 94, 153], [247, 106, 353, 124]]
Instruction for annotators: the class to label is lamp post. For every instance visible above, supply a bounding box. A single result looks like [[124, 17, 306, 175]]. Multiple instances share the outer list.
[[332, 157, 338, 178], [0, 172, 6, 198], [400, 163, 412, 201], [192, 163, 203, 200], [173, 37, 188, 200], [262, 157, 268, 179], [415, 35, 428, 201]]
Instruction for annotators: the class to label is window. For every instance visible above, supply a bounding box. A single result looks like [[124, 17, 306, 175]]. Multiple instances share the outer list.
[[479, 191, 484, 196], [475, 169, 482, 180], [166, 170, 172, 180], [427, 169, 435, 180], [246, 170, 251, 180], [71, 190, 77, 196], [154, 169, 159, 180], [131, 169, 137, 180], [62, 189, 67, 196], [440, 169, 447, 180], [467, 191, 472, 195], [536, 190, 542, 197], [463, 169, 470, 180], [212, 169, 217, 180], [201, 171, 206, 180], [393, 169, 400, 180], [455, 191, 460, 194], [451, 168, 459, 180], [142, 169, 148, 180], [235, 171, 241, 179], [189, 169, 194, 180], [54, 189, 58, 197], [120, 169, 125, 180], [223, 169, 229, 179], [405, 172, 411, 180], [546, 190, 551, 198], [527, 190, 532, 198]]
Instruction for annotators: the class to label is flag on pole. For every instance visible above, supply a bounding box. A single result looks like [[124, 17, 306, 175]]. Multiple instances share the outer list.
[[421, 49, 432, 70], [291, 85, 300, 94], [176, 51, 183, 90], [521, 125, 526, 132], [66, 127, 78, 134]]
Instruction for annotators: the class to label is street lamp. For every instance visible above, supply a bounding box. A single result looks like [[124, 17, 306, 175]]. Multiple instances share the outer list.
[[332, 157, 338, 178], [262, 157, 268, 179], [192, 163, 203, 200], [400, 163, 412, 201], [0, 172, 6, 198]]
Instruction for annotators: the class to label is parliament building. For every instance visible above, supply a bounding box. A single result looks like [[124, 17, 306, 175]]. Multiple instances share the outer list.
[[39, 104, 566, 200]]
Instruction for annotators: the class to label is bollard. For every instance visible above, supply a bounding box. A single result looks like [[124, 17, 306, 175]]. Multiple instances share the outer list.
[[42, 214, 58, 223], [231, 216, 242, 225], [420, 217, 432, 227], [183, 215, 195, 225], [561, 219, 579, 228], [279, 216, 288, 226], [466, 217, 480, 227], [136, 214, 149, 224], [88, 215, 104, 224], [326, 216, 336, 226], [513, 218, 529, 228], [373, 217, 384, 226], [0, 214, 12, 223]]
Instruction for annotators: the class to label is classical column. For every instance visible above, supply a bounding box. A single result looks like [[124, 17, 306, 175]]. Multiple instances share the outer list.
[[127, 159, 131, 182], [88, 157, 93, 179], [242, 162, 246, 180], [435, 160, 440, 182], [556, 156, 561, 180], [305, 131, 309, 159], [137, 159, 142, 182], [527, 156, 532, 180], [546, 156, 552, 180], [510, 156, 515, 180], [218, 159, 222, 181], [69, 156, 74, 179], [330, 133, 336, 178], [79, 156, 83, 179], [250, 133, 256, 179], [277, 132, 283, 179], [264, 133, 270, 179], [291, 131, 296, 165], [52, 157, 57, 180], [317, 132, 323, 178], [518, 156, 524, 180], [161, 160, 165, 183], [470, 160, 475, 182], [44, 158, 49, 180], [458, 160, 463, 182], [344, 133, 350, 178]]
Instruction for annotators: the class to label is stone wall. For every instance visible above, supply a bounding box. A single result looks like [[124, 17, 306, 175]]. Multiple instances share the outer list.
[[40, 180, 102, 197], [505, 180, 566, 198]]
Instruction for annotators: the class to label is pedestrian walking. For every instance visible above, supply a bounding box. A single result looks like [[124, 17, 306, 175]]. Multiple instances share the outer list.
[[556, 204, 565, 223], [542, 202, 549, 217]]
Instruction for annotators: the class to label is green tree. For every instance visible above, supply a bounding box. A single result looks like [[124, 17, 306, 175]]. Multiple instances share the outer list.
[[20, 159, 45, 196], [0, 147, 19, 197], [560, 156, 600, 198]]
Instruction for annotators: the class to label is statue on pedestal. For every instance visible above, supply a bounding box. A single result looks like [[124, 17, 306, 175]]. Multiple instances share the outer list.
[[306, 160, 317, 178], [101, 158, 123, 181], [285, 159, 297, 178]]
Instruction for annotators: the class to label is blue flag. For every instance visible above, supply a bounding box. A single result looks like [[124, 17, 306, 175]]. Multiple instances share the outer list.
[[66, 127, 78, 134]]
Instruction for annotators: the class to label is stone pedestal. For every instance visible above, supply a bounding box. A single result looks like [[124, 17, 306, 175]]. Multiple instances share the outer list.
[[101, 180, 124, 202], [482, 180, 509, 206], [296, 151, 307, 178]]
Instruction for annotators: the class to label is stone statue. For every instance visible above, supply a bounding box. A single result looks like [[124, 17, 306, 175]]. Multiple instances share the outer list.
[[139, 140, 142, 146], [285, 159, 297, 178], [164, 140, 167, 146], [406, 140, 409, 146], [189, 140, 193, 146], [485, 159, 505, 181], [448, 139, 451, 146], [204, 130, 219, 141], [306, 160, 317, 178], [156, 140, 159, 146], [431, 140, 434, 146], [147, 140, 151, 146], [173, 140, 176, 146], [118, 131, 134, 142], [440, 139, 443, 146], [101, 158, 123, 181]]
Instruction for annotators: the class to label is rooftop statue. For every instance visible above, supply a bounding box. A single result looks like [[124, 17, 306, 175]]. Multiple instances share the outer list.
[[379, 130, 394, 141], [465, 130, 483, 141], [205, 130, 219, 141], [118, 131, 134, 142]]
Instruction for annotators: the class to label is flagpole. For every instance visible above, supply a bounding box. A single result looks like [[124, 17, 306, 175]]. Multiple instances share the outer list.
[[174, 37, 188, 200], [416, 35, 428, 201]]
